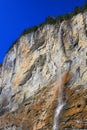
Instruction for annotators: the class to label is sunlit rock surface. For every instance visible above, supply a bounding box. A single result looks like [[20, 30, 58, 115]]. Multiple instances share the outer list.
[[0, 11, 87, 129]]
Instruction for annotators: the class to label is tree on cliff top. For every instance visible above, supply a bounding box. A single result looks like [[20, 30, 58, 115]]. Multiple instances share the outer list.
[[6, 0, 87, 54]]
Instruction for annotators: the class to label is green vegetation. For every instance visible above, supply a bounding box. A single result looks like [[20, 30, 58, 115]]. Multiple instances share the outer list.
[[20, 0, 87, 36], [21, 26, 38, 35], [44, 16, 56, 24], [6, 1, 87, 54]]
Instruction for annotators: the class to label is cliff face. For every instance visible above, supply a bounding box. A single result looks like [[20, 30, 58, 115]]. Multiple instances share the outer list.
[[0, 11, 87, 130]]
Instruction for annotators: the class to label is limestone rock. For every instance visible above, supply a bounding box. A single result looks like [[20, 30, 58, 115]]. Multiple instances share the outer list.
[[0, 11, 87, 129]]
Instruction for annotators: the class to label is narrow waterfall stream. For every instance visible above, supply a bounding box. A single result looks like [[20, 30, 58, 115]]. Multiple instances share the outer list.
[[52, 23, 65, 130]]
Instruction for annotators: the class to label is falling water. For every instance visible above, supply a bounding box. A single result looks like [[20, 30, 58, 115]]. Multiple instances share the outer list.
[[52, 23, 64, 130]]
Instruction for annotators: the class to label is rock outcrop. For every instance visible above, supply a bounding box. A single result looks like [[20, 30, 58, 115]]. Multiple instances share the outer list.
[[0, 11, 87, 130]]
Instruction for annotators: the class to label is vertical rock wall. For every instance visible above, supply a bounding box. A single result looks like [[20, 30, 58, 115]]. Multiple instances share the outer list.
[[0, 11, 87, 129]]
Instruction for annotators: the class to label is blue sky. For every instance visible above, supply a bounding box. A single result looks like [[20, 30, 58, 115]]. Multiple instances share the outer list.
[[0, 0, 86, 63]]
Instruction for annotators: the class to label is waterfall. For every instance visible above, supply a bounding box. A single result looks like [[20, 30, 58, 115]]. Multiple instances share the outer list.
[[52, 23, 65, 130]]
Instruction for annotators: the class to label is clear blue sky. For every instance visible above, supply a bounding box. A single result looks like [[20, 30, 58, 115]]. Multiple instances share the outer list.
[[0, 0, 86, 63]]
